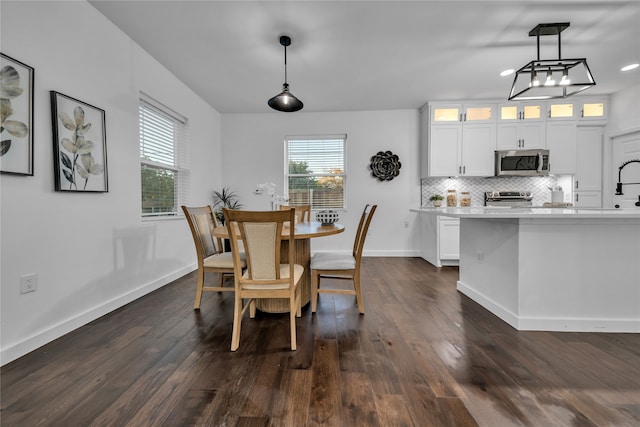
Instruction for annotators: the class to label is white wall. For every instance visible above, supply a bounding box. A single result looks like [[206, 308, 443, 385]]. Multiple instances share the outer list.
[[604, 83, 640, 207], [221, 110, 422, 255], [607, 84, 640, 134], [0, 1, 222, 364]]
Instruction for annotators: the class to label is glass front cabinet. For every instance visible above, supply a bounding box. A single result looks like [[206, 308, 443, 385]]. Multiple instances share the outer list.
[[496, 102, 545, 150]]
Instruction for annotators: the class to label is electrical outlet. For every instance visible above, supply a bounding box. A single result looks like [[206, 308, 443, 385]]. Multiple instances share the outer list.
[[20, 274, 37, 294]]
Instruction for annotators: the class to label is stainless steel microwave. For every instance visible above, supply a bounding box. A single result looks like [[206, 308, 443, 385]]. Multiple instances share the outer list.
[[495, 149, 550, 176]]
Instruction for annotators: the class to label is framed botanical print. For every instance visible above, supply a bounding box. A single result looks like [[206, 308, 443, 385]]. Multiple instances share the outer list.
[[1, 53, 34, 175], [51, 91, 108, 192]]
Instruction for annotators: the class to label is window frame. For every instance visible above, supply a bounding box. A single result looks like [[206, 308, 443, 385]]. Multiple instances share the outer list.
[[139, 94, 189, 219], [284, 134, 347, 211]]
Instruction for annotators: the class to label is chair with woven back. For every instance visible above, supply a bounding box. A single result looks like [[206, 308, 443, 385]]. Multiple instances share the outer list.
[[182, 205, 246, 309], [280, 204, 311, 223], [223, 208, 304, 351], [310, 204, 377, 314]]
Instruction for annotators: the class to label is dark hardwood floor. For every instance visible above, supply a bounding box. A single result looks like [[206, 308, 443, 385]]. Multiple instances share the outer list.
[[2, 257, 639, 426]]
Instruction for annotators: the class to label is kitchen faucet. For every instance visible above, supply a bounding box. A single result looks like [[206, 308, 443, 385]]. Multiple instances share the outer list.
[[614, 159, 640, 197]]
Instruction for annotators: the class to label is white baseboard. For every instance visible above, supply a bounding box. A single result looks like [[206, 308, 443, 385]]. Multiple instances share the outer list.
[[1, 264, 196, 366], [516, 317, 640, 333], [457, 280, 640, 333], [457, 281, 519, 329]]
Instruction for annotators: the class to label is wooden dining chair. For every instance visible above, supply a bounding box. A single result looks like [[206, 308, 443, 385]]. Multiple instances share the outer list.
[[223, 208, 304, 351], [280, 204, 311, 223], [310, 204, 377, 314], [182, 205, 245, 309]]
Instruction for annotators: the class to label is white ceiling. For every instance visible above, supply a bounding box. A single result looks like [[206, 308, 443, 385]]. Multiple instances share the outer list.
[[89, 1, 640, 114]]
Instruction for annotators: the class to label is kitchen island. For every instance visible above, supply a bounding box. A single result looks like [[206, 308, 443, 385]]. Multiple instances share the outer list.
[[411, 207, 640, 333]]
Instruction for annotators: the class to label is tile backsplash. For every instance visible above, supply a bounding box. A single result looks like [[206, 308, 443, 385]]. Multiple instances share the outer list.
[[421, 175, 573, 207]]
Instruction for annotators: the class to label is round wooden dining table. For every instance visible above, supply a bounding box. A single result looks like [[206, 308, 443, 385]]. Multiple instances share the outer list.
[[213, 221, 344, 313]]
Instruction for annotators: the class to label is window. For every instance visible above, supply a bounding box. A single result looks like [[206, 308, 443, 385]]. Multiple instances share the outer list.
[[285, 135, 346, 210], [139, 95, 189, 218]]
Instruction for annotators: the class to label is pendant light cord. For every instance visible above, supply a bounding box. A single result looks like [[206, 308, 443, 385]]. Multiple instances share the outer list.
[[283, 43, 288, 85]]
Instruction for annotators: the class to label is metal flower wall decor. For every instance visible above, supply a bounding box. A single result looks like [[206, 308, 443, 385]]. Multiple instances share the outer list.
[[369, 150, 401, 181]]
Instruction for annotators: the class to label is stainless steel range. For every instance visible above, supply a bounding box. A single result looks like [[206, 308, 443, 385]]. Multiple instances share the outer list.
[[484, 191, 533, 207]]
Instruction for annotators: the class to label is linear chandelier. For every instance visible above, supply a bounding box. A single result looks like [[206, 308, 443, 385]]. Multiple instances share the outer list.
[[508, 22, 595, 101], [268, 35, 304, 112]]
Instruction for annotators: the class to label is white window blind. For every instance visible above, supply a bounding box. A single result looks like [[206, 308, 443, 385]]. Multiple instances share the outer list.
[[139, 96, 190, 217], [285, 135, 346, 209]]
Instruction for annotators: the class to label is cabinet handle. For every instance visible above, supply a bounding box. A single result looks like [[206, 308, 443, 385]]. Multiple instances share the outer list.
[[576, 194, 579, 202], [459, 113, 463, 122], [581, 109, 584, 118], [463, 113, 467, 121], [576, 180, 579, 189], [463, 165, 466, 174], [458, 166, 462, 174], [548, 110, 551, 118]]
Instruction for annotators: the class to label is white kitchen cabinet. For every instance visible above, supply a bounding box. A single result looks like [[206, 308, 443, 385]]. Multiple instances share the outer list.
[[428, 124, 461, 176], [575, 127, 603, 192], [574, 191, 602, 207], [431, 103, 494, 124], [498, 102, 545, 122], [496, 122, 545, 149], [546, 121, 577, 174], [460, 123, 496, 176], [420, 98, 607, 178], [423, 103, 495, 177], [439, 217, 460, 261], [577, 97, 608, 122], [497, 102, 545, 149], [574, 126, 603, 207], [547, 101, 576, 120], [419, 213, 459, 267]]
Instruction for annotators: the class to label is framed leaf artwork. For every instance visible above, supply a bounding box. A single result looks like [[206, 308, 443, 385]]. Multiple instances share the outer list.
[[1, 53, 34, 176], [51, 91, 108, 192]]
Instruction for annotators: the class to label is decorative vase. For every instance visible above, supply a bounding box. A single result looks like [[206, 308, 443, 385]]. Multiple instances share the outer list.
[[432, 200, 442, 207], [316, 210, 339, 226]]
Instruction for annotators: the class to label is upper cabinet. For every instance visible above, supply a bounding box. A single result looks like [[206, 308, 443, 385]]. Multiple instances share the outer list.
[[546, 97, 608, 122], [496, 102, 546, 149], [431, 103, 495, 124], [498, 102, 545, 122], [422, 103, 495, 177], [546, 122, 577, 174], [577, 98, 607, 122], [547, 101, 576, 120], [420, 97, 607, 178]]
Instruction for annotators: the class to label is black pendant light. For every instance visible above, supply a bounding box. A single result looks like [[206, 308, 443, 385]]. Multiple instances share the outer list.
[[508, 23, 595, 101], [268, 35, 304, 112]]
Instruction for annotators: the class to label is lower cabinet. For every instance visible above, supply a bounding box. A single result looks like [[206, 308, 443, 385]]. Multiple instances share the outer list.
[[439, 217, 460, 260], [419, 214, 460, 267]]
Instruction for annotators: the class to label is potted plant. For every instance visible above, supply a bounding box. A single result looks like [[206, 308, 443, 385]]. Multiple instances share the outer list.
[[212, 187, 243, 225], [429, 194, 444, 207]]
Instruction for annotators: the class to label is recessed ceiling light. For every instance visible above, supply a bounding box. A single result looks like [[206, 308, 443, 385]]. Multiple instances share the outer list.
[[621, 63, 639, 72], [500, 69, 515, 77]]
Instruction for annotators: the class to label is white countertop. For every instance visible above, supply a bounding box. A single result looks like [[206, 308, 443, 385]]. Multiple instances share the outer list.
[[410, 206, 640, 219]]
